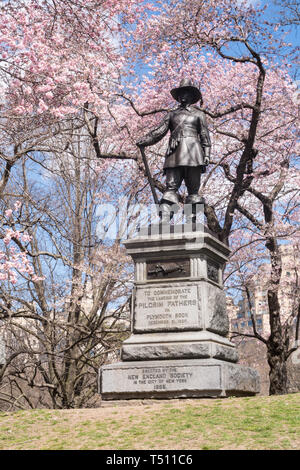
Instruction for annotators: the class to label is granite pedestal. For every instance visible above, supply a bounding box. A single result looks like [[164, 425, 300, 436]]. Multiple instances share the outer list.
[[99, 224, 260, 399]]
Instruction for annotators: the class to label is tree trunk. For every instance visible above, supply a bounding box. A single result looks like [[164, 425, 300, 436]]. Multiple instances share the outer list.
[[267, 287, 289, 395], [264, 232, 290, 395], [267, 336, 288, 395]]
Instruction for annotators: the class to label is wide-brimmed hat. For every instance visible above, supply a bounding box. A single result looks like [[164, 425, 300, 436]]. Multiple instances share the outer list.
[[170, 78, 202, 104]]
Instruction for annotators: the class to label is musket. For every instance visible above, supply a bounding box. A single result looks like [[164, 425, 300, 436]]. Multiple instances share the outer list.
[[138, 145, 159, 206]]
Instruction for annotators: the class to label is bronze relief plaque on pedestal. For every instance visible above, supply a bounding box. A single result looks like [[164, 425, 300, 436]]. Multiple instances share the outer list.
[[147, 258, 190, 280], [207, 259, 219, 283]]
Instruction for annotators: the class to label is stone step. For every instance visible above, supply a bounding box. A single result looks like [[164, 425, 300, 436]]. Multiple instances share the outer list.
[[99, 358, 260, 400]]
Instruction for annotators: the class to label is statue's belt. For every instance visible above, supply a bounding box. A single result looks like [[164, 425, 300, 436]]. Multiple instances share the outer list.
[[170, 130, 199, 139], [167, 130, 200, 156]]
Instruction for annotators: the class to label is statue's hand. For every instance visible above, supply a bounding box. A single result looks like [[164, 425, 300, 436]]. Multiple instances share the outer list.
[[204, 156, 210, 165]]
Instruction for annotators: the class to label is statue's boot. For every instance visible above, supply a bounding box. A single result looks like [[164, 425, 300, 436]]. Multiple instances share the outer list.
[[184, 194, 205, 225], [159, 203, 173, 223], [159, 190, 180, 223]]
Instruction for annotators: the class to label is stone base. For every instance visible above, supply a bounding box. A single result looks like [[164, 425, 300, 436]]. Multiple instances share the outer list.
[[121, 331, 239, 363], [99, 358, 259, 400], [138, 222, 205, 238], [137, 223, 224, 241]]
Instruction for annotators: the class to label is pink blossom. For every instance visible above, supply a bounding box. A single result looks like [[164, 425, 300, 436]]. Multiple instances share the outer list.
[[3, 236, 11, 245], [32, 275, 46, 282], [37, 99, 49, 113], [5, 209, 13, 218], [21, 233, 32, 243]]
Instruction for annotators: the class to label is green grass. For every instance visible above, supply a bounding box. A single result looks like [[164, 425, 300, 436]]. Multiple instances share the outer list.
[[0, 393, 299, 450]]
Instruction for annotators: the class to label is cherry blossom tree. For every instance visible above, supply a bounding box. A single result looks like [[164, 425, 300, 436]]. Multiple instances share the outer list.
[[0, 126, 137, 409], [0, 0, 143, 409], [274, 0, 300, 26], [0, 0, 130, 281], [115, 0, 300, 394], [0, 0, 299, 401]]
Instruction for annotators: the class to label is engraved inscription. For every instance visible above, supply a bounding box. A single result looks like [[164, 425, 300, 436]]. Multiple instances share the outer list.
[[102, 364, 223, 395], [134, 285, 199, 331], [147, 259, 190, 279], [127, 366, 194, 390]]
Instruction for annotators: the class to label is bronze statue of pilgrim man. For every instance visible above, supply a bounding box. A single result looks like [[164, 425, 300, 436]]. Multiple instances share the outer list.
[[137, 78, 211, 222]]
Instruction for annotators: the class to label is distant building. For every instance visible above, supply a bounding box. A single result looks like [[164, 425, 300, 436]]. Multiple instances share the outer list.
[[227, 290, 267, 335], [227, 245, 300, 394], [227, 244, 300, 337]]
